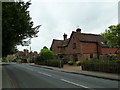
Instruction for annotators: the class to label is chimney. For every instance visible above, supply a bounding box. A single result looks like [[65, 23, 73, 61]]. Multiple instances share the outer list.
[[76, 28, 81, 33], [63, 33, 67, 41]]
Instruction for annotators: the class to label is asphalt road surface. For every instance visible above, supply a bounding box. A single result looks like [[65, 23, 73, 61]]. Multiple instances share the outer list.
[[2, 63, 119, 89]]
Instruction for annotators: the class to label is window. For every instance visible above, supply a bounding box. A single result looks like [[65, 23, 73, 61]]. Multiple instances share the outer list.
[[73, 43, 76, 49], [90, 54, 93, 58]]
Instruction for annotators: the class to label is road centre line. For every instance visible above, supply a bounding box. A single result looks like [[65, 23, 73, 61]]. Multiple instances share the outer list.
[[37, 71, 52, 77], [60, 79, 94, 90], [25, 67, 52, 77]]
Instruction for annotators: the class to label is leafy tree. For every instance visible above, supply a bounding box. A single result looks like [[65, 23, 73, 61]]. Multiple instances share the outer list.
[[101, 24, 120, 47], [40, 47, 54, 61], [2, 1, 41, 57]]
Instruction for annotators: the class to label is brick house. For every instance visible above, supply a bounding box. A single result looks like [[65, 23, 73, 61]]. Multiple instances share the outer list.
[[15, 49, 39, 63], [50, 28, 118, 61]]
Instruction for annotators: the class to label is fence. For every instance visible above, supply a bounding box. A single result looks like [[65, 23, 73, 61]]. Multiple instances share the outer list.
[[81, 62, 120, 74]]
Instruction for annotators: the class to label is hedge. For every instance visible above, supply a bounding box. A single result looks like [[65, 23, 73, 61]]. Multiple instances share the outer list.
[[35, 59, 64, 68]]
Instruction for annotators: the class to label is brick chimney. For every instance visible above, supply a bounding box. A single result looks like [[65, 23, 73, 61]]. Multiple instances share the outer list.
[[76, 28, 81, 33], [63, 33, 67, 41]]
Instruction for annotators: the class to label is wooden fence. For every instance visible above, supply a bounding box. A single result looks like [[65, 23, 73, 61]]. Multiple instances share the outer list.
[[81, 63, 120, 74]]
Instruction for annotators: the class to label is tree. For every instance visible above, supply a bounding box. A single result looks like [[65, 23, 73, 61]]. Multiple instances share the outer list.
[[40, 47, 54, 61], [101, 24, 120, 47], [2, 1, 41, 56]]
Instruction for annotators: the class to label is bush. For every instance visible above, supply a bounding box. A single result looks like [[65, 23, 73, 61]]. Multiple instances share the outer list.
[[76, 61, 81, 66], [35, 58, 64, 68], [40, 49, 54, 60], [68, 61, 73, 65], [11, 59, 17, 62], [2, 58, 8, 62], [63, 59, 68, 64], [47, 59, 64, 68], [107, 54, 117, 60]]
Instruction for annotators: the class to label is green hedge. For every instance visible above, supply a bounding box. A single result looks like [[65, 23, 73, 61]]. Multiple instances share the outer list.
[[35, 59, 64, 68], [47, 59, 64, 68]]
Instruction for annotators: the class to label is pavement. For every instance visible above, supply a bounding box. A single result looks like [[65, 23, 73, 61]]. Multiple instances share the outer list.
[[24, 63, 120, 81]]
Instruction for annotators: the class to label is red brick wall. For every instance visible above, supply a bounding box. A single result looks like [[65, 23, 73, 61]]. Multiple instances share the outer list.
[[65, 33, 81, 54], [101, 48, 118, 54], [81, 42, 97, 54], [65, 33, 97, 54]]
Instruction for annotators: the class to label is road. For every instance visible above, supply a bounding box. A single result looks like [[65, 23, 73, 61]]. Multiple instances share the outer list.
[[2, 63, 119, 89]]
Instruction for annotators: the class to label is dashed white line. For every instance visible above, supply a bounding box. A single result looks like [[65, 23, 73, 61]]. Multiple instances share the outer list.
[[37, 71, 52, 77], [60, 79, 94, 90]]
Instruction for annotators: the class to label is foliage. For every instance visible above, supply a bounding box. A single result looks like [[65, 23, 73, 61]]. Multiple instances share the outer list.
[[40, 48, 54, 61], [68, 61, 73, 65], [8, 59, 17, 62], [101, 24, 120, 47], [2, 57, 8, 62], [107, 54, 117, 60], [76, 61, 81, 66], [63, 58, 68, 64], [35, 59, 64, 68], [35, 47, 64, 68], [2, 1, 40, 56], [47, 59, 64, 68]]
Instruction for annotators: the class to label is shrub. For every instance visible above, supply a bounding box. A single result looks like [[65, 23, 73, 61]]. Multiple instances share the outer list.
[[35, 57, 64, 68], [107, 54, 117, 60], [40, 49, 54, 60], [76, 61, 81, 66], [47, 59, 64, 68], [11, 59, 17, 62], [2, 58, 8, 62], [63, 59, 68, 64], [68, 61, 73, 65]]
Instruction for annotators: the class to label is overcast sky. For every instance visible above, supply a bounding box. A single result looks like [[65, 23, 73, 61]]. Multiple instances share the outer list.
[[17, 0, 119, 53]]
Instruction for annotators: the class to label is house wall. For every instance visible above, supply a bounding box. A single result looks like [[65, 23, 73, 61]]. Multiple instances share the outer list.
[[101, 48, 118, 54], [64, 33, 98, 61], [65, 33, 81, 54], [80, 42, 97, 54]]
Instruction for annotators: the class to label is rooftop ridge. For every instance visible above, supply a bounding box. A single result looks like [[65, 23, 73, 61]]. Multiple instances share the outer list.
[[81, 33, 100, 36]]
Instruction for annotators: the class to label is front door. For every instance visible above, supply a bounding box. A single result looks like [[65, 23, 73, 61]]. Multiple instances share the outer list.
[[73, 54, 78, 62]]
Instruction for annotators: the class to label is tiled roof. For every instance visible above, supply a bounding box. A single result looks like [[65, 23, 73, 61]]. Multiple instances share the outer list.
[[78, 33, 106, 43], [51, 31, 107, 48], [52, 39, 69, 48]]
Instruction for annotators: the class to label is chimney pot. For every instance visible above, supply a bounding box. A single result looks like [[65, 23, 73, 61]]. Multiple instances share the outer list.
[[76, 28, 81, 33], [63, 33, 67, 41]]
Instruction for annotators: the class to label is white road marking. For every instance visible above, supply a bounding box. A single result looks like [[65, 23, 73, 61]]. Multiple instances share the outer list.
[[60, 79, 94, 90], [37, 71, 52, 77]]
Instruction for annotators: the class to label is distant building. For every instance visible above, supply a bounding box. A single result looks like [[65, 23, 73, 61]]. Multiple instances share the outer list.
[[6, 54, 16, 60], [15, 49, 39, 63], [50, 28, 118, 61]]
